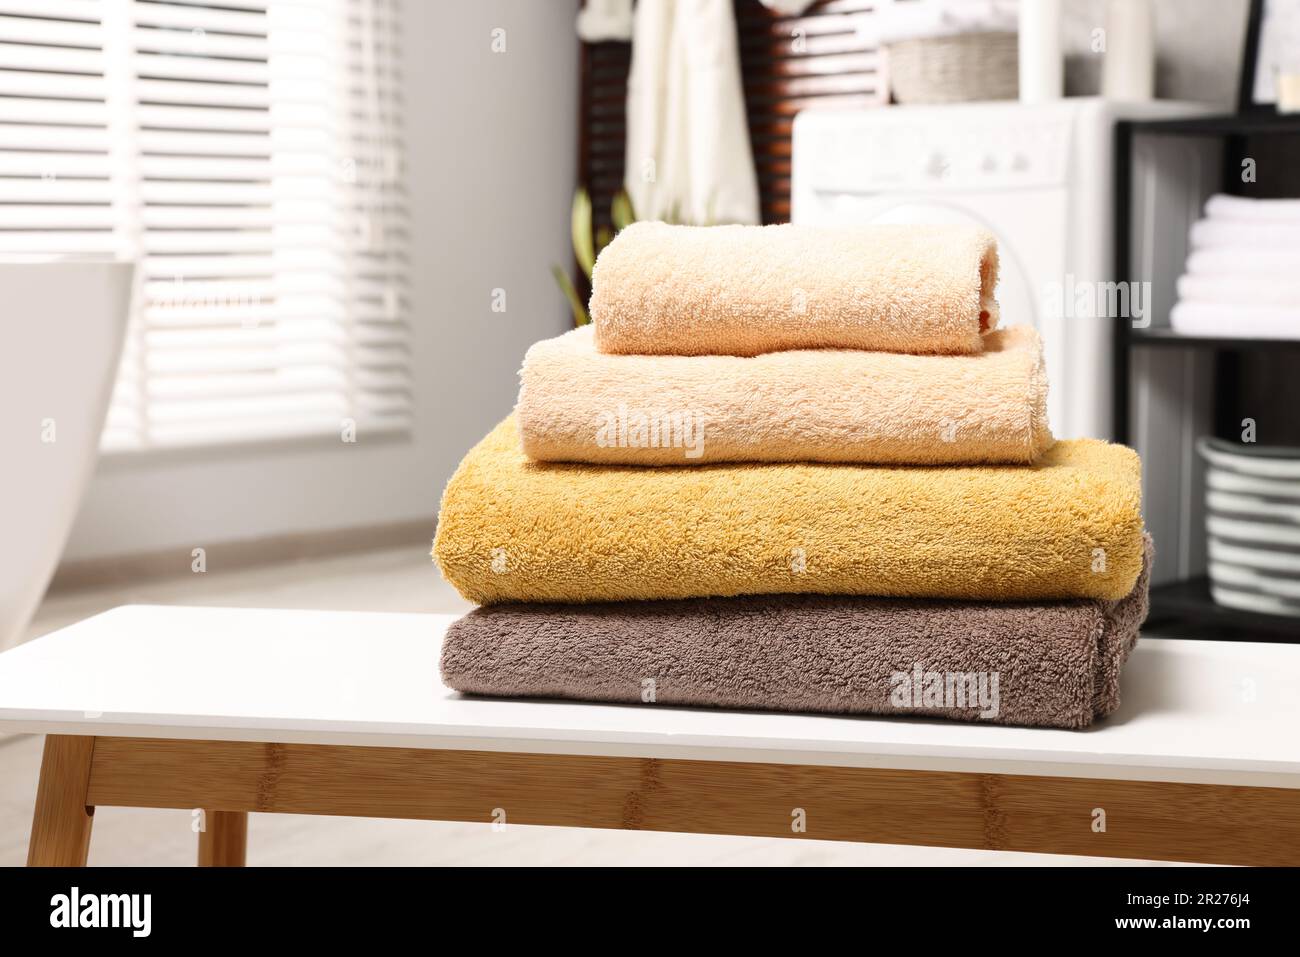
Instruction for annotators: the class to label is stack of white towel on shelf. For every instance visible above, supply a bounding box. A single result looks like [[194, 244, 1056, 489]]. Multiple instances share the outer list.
[[1171, 195, 1300, 340]]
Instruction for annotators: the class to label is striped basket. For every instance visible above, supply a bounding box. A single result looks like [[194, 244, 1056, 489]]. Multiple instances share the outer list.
[[885, 31, 1019, 105], [1198, 437, 1300, 618]]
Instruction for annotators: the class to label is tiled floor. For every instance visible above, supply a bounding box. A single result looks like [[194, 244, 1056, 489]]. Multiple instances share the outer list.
[[1, 543, 1193, 866]]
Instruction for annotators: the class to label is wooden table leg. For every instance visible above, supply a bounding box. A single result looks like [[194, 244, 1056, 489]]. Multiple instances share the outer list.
[[28, 735, 96, 866], [197, 810, 248, 867]]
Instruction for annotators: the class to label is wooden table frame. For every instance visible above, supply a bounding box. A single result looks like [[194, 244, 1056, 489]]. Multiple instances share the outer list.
[[27, 734, 1300, 867]]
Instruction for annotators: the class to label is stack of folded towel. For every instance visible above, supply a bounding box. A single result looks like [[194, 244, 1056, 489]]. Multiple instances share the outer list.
[[1171, 194, 1300, 340], [434, 222, 1152, 729]]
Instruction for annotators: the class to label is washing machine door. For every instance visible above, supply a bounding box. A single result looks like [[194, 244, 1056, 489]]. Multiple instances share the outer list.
[[856, 200, 1039, 337], [796, 189, 1083, 440]]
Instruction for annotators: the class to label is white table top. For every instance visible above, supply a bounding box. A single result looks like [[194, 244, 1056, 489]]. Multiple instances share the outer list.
[[1, 605, 1298, 788]]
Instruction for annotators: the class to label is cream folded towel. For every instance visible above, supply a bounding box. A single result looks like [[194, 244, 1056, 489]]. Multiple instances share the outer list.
[[589, 221, 1000, 356], [518, 324, 1051, 465]]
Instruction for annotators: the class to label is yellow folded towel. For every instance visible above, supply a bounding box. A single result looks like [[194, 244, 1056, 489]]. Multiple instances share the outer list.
[[519, 324, 1051, 466], [434, 417, 1145, 605], [590, 221, 999, 357]]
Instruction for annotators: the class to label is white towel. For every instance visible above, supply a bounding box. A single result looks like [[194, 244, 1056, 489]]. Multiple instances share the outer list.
[[577, 0, 633, 42], [1206, 194, 1300, 223], [1185, 247, 1300, 277], [1190, 218, 1300, 249], [624, 0, 760, 226], [757, 0, 817, 13], [1170, 301, 1300, 340], [1177, 274, 1300, 308]]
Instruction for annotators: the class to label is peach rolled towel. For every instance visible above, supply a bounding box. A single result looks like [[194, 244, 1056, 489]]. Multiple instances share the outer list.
[[589, 221, 1000, 356], [518, 324, 1051, 466]]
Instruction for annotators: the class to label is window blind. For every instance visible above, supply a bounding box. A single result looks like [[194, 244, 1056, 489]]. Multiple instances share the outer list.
[[0, 0, 410, 450]]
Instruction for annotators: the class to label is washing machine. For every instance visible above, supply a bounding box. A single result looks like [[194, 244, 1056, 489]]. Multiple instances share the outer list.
[[792, 96, 1211, 441]]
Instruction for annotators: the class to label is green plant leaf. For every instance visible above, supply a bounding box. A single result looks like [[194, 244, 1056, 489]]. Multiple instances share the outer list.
[[551, 264, 589, 326], [611, 190, 635, 232], [595, 225, 613, 258], [571, 187, 595, 279]]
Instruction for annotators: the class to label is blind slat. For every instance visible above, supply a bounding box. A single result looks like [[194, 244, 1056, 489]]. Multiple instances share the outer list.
[[133, 29, 269, 62], [134, 78, 271, 108], [0, 69, 105, 98], [0, 42, 104, 73], [0, 205, 118, 227], [0, 125, 110, 151], [0, 232, 121, 253], [136, 104, 274, 131], [0, 98, 109, 125], [0, 14, 102, 46], [0, 179, 116, 201], [127, 1, 266, 33], [0, 1, 103, 20], [134, 52, 270, 85], [0, 152, 113, 176]]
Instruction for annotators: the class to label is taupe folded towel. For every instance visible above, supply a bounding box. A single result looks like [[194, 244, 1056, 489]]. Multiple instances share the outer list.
[[441, 538, 1153, 730]]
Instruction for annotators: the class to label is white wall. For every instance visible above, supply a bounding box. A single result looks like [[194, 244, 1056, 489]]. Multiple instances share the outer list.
[[61, 0, 578, 562], [1064, 0, 1250, 106]]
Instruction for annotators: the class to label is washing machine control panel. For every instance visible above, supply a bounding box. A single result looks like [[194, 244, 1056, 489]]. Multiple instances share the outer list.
[[800, 112, 1073, 196]]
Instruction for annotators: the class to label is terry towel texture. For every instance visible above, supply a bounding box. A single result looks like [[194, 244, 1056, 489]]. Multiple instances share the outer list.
[[441, 537, 1153, 730], [589, 221, 1000, 357], [433, 416, 1145, 605], [518, 324, 1052, 466]]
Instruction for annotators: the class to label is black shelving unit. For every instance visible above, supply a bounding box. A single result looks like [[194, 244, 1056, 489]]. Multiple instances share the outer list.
[[1114, 113, 1300, 644], [1149, 578, 1300, 642], [1129, 329, 1300, 351], [1117, 114, 1300, 136]]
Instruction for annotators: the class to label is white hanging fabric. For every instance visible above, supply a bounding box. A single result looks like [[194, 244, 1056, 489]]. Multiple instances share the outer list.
[[757, 0, 818, 14], [577, 0, 634, 42], [624, 0, 760, 225]]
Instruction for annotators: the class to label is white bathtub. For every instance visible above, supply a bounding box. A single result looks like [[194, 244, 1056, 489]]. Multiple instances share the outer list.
[[0, 260, 134, 649]]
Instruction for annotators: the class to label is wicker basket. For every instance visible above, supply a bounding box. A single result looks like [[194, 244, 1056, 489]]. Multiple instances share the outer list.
[[886, 31, 1019, 105]]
